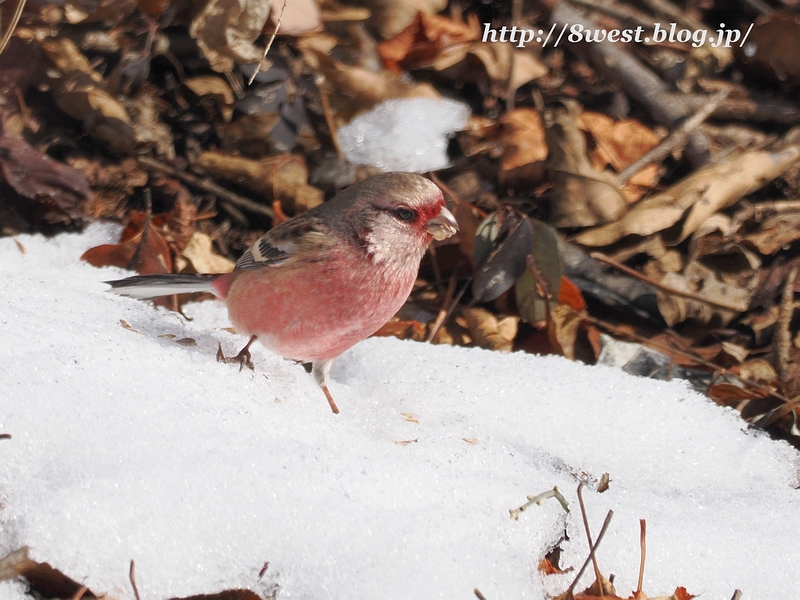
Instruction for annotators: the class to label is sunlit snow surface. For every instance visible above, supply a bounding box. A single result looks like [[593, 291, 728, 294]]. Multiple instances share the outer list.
[[338, 98, 471, 172], [1, 223, 799, 600]]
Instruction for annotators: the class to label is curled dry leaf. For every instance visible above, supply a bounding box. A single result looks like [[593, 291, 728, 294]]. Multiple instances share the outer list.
[[81, 215, 172, 275], [656, 260, 752, 327], [182, 76, 236, 123], [40, 38, 135, 154], [189, 0, 272, 72], [576, 146, 800, 247], [577, 112, 661, 204], [194, 151, 323, 213], [744, 211, 800, 255], [461, 307, 518, 352], [544, 102, 626, 228], [0, 136, 92, 230], [180, 232, 236, 274]]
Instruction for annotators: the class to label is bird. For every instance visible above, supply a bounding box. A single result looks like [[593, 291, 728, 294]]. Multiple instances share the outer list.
[[106, 172, 459, 413]]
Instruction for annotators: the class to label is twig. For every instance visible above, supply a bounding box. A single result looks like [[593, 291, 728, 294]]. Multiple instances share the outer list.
[[426, 268, 458, 342], [0, 0, 26, 57], [730, 589, 743, 600], [137, 156, 275, 220], [0, 433, 12, 440], [564, 510, 614, 599], [129, 559, 142, 600], [509, 486, 570, 520], [636, 519, 646, 594], [474, 589, 488, 600], [617, 89, 730, 185], [590, 252, 746, 312], [577, 484, 604, 592], [776, 267, 797, 383], [248, 0, 288, 85], [425, 279, 471, 343], [316, 78, 344, 160]]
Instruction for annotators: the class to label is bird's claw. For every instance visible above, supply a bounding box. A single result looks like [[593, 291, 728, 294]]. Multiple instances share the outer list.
[[216, 341, 255, 371]]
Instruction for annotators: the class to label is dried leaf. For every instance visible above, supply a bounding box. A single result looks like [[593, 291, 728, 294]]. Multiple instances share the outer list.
[[0, 136, 91, 229], [189, 0, 272, 72], [81, 219, 172, 275], [576, 146, 800, 246], [462, 307, 518, 352], [656, 261, 751, 327], [577, 112, 661, 203], [495, 108, 548, 187], [544, 102, 626, 228], [181, 232, 235, 274], [744, 211, 800, 254]]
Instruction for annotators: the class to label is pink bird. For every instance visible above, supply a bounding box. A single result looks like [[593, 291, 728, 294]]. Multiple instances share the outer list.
[[107, 172, 459, 413]]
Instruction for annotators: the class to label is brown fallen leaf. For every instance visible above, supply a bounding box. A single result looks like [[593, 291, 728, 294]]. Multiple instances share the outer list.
[[495, 108, 548, 187], [577, 112, 661, 204], [0, 136, 92, 231], [180, 232, 236, 274], [545, 101, 626, 228], [462, 307, 518, 352], [744, 211, 800, 254], [656, 260, 751, 327], [188, 0, 271, 72], [576, 146, 800, 246], [40, 38, 135, 154]]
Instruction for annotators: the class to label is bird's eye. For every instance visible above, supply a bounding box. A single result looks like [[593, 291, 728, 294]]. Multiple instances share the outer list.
[[395, 207, 416, 221]]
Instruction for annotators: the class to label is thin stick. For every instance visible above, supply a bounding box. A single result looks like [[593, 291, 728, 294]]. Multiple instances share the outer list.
[[509, 486, 570, 520], [426, 269, 458, 342], [590, 252, 746, 312], [129, 560, 142, 600], [564, 510, 614, 599], [425, 279, 470, 343], [137, 156, 275, 220], [248, 0, 288, 86], [636, 519, 647, 594], [775, 267, 797, 383], [577, 484, 604, 591], [617, 89, 730, 185], [474, 589, 488, 600]]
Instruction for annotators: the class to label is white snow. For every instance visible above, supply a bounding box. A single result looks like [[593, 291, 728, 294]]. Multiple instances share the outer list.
[[1, 223, 799, 600], [338, 98, 471, 172]]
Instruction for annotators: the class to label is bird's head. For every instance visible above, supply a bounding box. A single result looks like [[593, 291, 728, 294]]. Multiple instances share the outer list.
[[329, 172, 459, 266]]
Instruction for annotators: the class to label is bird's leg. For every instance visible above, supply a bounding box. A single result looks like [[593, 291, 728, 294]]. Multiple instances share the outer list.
[[216, 335, 257, 371], [312, 359, 340, 414], [322, 385, 340, 414]]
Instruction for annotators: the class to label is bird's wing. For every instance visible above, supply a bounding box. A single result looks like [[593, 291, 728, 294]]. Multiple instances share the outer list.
[[234, 214, 333, 271]]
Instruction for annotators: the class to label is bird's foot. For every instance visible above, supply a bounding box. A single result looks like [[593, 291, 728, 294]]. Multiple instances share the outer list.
[[216, 335, 257, 371]]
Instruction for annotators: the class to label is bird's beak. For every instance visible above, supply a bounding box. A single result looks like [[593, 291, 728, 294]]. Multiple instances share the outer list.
[[427, 206, 459, 241]]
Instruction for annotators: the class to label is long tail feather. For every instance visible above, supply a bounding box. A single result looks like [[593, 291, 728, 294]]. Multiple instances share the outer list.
[[106, 274, 219, 299]]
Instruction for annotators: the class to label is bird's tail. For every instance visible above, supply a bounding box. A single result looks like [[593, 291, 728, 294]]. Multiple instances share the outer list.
[[105, 273, 220, 299]]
